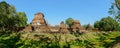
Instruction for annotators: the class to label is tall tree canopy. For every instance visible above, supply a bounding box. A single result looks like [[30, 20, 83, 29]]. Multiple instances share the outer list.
[[15, 12, 27, 27], [65, 17, 74, 27], [0, 1, 27, 31]]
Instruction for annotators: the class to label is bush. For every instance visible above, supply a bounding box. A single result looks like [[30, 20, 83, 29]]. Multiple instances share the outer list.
[[94, 16, 120, 31]]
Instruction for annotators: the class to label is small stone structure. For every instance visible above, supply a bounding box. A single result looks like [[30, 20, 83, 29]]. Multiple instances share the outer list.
[[59, 21, 69, 33], [23, 25, 32, 32], [50, 25, 60, 32], [71, 20, 84, 33], [85, 24, 92, 30]]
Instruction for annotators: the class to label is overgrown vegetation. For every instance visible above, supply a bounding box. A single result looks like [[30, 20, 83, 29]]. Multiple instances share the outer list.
[[0, 31, 120, 48], [0, 1, 27, 32]]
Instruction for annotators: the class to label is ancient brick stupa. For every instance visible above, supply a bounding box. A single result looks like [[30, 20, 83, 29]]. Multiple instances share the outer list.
[[23, 12, 50, 32], [71, 20, 84, 33], [59, 21, 69, 33], [32, 12, 46, 26]]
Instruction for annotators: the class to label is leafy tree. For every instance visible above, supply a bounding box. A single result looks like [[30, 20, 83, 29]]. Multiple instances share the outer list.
[[0, 1, 27, 31], [15, 12, 27, 27], [14, 12, 27, 31], [94, 16, 120, 31], [0, 1, 10, 30], [65, 17, 74, 27], [108, 1, 120, 23], [94, 21, 100, 29], [108, 3, 119, 16], [115, 0, 120, 10]]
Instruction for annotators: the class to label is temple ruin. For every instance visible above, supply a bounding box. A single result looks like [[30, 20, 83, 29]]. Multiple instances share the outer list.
[[59, 21, 69, 33], [71, 20, 85, 33], [23, 12, 85, 33], [23, 12, 50, 32]]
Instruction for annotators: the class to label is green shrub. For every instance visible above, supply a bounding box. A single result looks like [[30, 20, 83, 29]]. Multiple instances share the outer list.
[[94, 16, 120, 31]]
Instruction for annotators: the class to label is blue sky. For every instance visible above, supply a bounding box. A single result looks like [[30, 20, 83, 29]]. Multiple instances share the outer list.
[[0, 0, 114, 25]]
